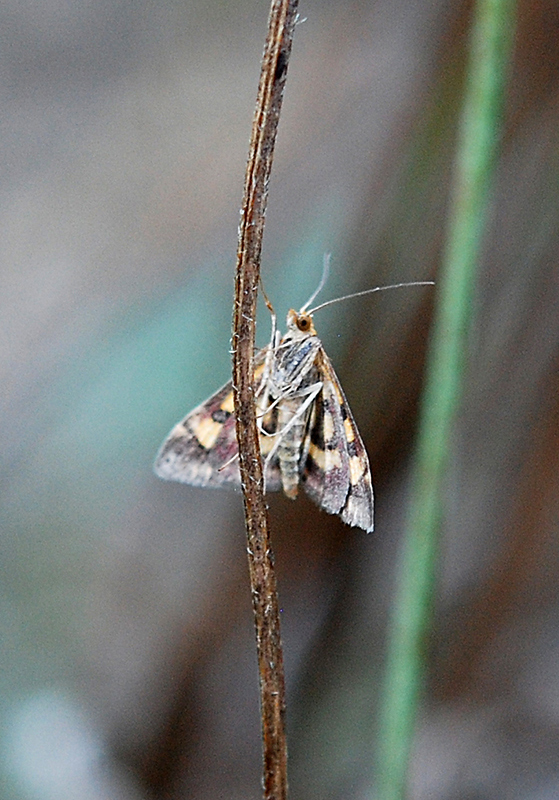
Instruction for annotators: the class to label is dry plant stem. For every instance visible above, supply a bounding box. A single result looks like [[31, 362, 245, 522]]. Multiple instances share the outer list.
[[231, 1, 298, 799]]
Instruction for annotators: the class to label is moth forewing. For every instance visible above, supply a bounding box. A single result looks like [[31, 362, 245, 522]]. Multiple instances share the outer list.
[[301, 349, 374, 532], [154, 349, 274, 489], [153, 379, 239, 487]]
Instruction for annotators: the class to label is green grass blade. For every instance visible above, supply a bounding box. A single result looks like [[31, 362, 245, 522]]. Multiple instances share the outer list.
[[375, 1, 517, 798]]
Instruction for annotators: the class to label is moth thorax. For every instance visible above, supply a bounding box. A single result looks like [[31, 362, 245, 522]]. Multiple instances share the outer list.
[[287, 308, 317, 336]]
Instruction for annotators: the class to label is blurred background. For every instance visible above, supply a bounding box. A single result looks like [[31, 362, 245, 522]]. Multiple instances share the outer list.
[[2, 0, 559, 798]]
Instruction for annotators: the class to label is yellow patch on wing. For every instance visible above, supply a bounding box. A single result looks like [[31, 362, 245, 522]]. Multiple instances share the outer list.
[[349, 454, 366, 485], [323, 409, 335, 442], [308, 442, 343, 471], [220, 391, 235, 414], [343, 417, 355, 443], [308, 442, 326, 470], [333, 381, 345, 405], [191, 415, 224, 450]]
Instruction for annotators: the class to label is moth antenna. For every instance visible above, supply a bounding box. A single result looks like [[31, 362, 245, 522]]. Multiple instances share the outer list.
[[307, 280, 435, 315], [300, 253, 331, 312]]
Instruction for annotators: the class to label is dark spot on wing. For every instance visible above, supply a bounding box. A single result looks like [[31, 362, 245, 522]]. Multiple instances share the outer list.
[[310, 422, 324, 449], [303, 451, 321, 475], [212, 408, 230, 424], [261, 405, 278, 435], [309, 397, 325, 449]]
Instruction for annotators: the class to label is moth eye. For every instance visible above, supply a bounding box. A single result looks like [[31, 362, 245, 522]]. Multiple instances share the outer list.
[[297, 315, 311, 331]]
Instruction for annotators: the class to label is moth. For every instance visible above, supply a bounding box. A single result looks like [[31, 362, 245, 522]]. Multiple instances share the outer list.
[[154, 266, 432, 533]]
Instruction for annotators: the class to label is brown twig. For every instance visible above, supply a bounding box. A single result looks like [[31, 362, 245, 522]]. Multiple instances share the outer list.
[[231, 1, 298, 799]]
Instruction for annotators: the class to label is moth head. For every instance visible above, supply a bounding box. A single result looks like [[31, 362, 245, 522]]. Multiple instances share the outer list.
[[287, 308, 317, 336]]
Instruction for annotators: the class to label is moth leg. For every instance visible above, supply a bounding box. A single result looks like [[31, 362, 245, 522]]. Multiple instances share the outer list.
[[217, 451, 239, 472], [254, 332, 280, 404], [255, 389, 287, 433]]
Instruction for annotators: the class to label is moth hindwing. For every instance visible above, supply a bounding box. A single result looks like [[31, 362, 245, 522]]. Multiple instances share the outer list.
[[154, 306, 374, 532]]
